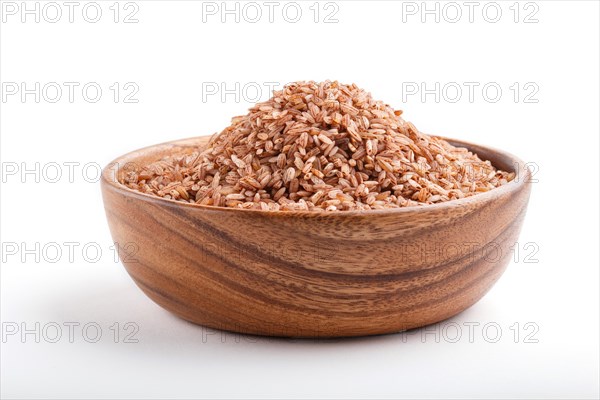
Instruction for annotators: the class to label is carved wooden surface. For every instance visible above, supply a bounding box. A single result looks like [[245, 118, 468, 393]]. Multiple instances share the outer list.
[[101, 136, 532, 337]]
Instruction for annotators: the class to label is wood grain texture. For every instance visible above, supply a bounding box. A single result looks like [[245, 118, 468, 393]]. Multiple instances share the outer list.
[[101, 136, 532, 337]]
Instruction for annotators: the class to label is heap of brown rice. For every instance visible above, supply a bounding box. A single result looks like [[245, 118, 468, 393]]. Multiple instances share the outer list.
[[121, 81, 514, 211]]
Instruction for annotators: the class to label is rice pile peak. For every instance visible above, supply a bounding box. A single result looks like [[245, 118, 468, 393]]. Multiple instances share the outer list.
[[122, 80, 514, 211]]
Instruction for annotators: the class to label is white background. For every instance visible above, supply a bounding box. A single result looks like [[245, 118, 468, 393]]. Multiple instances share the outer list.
[[1, 1, 599, 398]]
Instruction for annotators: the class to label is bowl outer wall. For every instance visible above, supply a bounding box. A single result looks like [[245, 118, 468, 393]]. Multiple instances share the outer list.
[[101, 136, 532, 337]]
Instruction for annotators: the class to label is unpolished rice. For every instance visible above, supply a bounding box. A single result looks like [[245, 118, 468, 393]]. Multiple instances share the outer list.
[[121, 80, 515, 211]]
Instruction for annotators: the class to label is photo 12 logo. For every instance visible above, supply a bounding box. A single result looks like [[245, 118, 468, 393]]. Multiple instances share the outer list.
[[401, 81, 540, 104], [1, 82, 140, 104], [400, 321, 540, 343], [0, 1, 140, 24], [201, 1, 340, 23], [1, 1, 139, 23], [2, 321, 140, 343], [1, 161, 102, 184], [202, 81, 283, 103], [1, 241, 139, 265], [400, 1, 539, 24]]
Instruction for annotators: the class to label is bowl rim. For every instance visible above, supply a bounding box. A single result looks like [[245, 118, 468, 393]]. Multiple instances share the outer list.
[[101, 135, 531, 217]]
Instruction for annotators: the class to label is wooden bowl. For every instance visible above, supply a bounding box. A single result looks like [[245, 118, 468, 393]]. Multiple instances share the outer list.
[[101, 136, 531, 338]]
